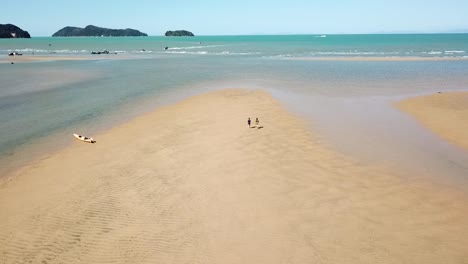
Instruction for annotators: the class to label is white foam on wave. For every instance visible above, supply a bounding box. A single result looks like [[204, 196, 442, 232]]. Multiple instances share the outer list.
[[130, 50, 153, 53], [444, 50, 465, 53], [263, 54, 294, 59], [216, 51, 260, 55], [2, 48, 92, 54], [313, 51, 400, 56], [423, 51, 443, 55], [168, 45, 225, 50], [163, 50, 260, 56], [164, 51, 209, 55], [54, 49, 89, 54], [2, 48, 48, 53]]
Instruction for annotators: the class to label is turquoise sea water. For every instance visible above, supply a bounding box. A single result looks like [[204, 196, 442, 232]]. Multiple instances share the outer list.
[[1, 34, 468, 185], [1, 34, 468, 58]]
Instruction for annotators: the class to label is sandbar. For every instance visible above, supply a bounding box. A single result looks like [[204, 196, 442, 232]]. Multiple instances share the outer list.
[[288, 56, 468, 61], [1, 89, 467, 263]]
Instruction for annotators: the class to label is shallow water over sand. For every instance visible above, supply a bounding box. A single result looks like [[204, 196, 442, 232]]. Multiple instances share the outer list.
[[1, 36, 467, 186], [271, 90, 468, 187]]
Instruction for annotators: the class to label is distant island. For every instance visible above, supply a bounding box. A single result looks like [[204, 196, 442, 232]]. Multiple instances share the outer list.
[[0, 24, 31, 38], [52, 25, 148, 37], [165, 30, 194, 37]]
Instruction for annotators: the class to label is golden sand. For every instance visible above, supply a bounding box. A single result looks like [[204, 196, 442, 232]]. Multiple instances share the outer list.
[[397, 91, 468, 149], [1, 89, 467, 263]]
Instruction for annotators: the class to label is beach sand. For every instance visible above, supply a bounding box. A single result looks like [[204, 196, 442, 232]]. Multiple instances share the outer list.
[[1, 89, 467, 263], [397, 91, 468, 150]]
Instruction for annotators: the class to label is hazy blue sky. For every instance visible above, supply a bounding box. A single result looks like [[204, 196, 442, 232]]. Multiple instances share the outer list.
[[3, 0, 468, 36]]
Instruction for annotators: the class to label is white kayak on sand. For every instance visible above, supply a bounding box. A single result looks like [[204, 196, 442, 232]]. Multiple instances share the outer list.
[[73, 133, 96, 143]]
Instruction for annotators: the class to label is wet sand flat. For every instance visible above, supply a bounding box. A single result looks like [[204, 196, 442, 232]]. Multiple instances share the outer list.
[[289, 56, 468, 61], [0, 54, 134, 63], [1, 89, 467, 263], [397, 91, 468, 149]]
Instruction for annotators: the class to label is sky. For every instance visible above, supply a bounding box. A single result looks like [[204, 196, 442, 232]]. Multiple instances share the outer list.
[[3, 0, 468, 36]]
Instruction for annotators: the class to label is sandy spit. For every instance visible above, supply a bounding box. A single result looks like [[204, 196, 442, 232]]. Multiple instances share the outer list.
[[1, 89, 467, 264]]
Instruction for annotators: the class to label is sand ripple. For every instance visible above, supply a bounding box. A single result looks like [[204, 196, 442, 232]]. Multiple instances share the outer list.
[[1, 89, 467, 263]]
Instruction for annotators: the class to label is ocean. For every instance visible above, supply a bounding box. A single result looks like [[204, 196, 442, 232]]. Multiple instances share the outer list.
[[2, 34, 468, 58], [1, 34, 468, 184]]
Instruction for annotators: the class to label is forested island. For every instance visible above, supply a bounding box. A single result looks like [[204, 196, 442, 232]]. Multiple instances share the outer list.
[[52, 25, 148, 37], [0, 24, 31, 38], [165, 30, 194, 37]]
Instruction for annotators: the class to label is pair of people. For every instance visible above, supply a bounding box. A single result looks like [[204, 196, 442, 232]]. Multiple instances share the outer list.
[[247, 118, 259, 128]]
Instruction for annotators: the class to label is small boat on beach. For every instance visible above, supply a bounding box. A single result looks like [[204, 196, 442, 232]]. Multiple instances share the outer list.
[[73, 133, 96, 143]]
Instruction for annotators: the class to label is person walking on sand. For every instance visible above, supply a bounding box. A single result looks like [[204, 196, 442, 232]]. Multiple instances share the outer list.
[[255, 118, 259, 127], [248, 118, 251, 127]]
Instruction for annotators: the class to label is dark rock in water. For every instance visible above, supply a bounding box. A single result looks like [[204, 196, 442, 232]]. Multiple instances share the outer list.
[[0, 24, 31, 38], [52, 25, 148, 37], [91, 49, 110, 55], [165, 30, 194, 37], [11, 62, 14, 64], [165, 46, 169, 50]]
